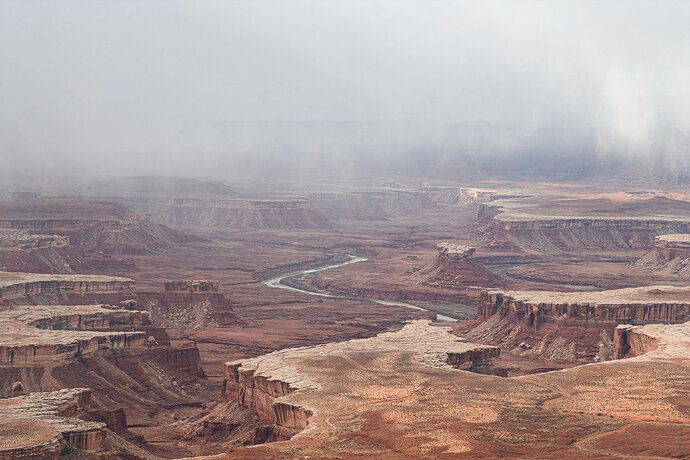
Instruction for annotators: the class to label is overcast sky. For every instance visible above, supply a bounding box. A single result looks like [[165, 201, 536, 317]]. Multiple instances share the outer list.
[[1, 0, 689, 180]]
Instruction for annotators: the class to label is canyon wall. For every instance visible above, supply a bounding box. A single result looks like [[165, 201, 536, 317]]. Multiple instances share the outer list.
[[414, 243, 505, 289], [0, 272, 135, 302], [107, 197, 332, 229], [483, 214, 690, 253], [469, 287, 690, 362], [0, 388, 107, 459]]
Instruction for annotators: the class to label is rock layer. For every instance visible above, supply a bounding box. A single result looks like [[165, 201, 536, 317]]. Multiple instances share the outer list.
[[0, 271, 134, 302], [222, 321, 499, 440], [0, 388, 106, 459], [469, 286, 690, 362]]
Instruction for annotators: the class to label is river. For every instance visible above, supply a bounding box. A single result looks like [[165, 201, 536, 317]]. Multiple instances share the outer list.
[[263, 255, 457, 322]]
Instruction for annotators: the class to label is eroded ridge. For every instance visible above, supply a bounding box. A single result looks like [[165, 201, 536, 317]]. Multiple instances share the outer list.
[[0, 304, 149, 365], [0, 271, 134, 302], [223, 321, 500, 440], [614, 320, 690, 360], [479, 286, 690, 322], [0, 388, 105, 459], [469, 286, 690, 362], [216, 316, 690, 458]]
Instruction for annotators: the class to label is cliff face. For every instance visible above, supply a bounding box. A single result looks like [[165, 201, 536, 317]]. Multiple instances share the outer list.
[[223, 364, 312, 439], [483, 215, 689, 253], [0, 199, 192, 274], [477, 288, 690, 323], [110, 197, 333, 229], [0, 388, 107, 459], [469, 287, 690, 362], [637, 234, 690, 279], [0, 271, 134, 302], [220, 321, 500, 442], [613, 321, 690, 360], [0, 304, 151, 366], [414, 243, 505, 289]]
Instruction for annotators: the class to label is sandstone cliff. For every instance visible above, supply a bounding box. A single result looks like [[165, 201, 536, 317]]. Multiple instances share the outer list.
[[468, 286, 690, 362], [0, 388, 106, 459], [414, 243, 505, 289], [221, 321, 499, 441]]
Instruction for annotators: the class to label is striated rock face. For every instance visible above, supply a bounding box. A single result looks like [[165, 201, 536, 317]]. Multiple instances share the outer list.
[[477, 286, 690, 323], [414, 243, 505, 289], [110, 197, 333, 229], [0, 271, 134, 302], [637, 233, 690, 278], [0, 199, 192, 274], [0, 304, 150, 365], [613, 320, 690, 360], [476, 193, 690, 253], [222, 321, 500, 440], [469, 286, 690, 362], [484, 214, 690, 253], [0, 388, 106, 459]]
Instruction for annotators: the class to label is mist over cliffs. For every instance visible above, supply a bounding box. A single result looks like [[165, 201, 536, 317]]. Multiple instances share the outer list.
[[1, 0, 689, 184]]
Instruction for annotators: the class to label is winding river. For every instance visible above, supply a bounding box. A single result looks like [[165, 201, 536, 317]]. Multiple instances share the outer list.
[[263, 255, 456, 322]]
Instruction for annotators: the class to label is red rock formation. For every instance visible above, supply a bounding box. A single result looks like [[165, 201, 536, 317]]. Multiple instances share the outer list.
[[469, 286, 690, 362], [0, 388, 107, 459], [0, 271, 134, 302], [221, 321, 499, 441], [414, 243, 505, 289], [0, 304, 150, 365]]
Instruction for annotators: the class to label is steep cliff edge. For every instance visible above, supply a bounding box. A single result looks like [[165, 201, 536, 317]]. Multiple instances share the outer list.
[[467, 286, 690, 362], [0, 198, 194, 273], [0, 271, 134, 304], [0, 388, 107, 459], [218, 321, 499, 445]]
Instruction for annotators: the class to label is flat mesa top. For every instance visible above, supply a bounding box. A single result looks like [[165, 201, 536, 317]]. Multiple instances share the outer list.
[[488, 285, 690, 305], [494, 212, 690, 222], [0, 389, 103, 450], [0, 271, 133, 288], [657, 233, 690, 242], [0, 304, 138, 323], [227, 320, 498, 391]]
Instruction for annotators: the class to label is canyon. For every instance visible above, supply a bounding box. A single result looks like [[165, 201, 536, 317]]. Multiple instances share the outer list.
[[0, 177, 688, 458]]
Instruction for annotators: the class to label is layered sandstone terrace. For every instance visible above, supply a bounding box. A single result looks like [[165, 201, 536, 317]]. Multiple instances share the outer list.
[[0, 388, 106, 458], [614, 320, 690, 360], [0, 304, 149, 365], [479, 286, 690, 322], [164, 279, 219, 293], [220, 318, 690, 458], [492, 212, 690, 229], [472, 191, 690, 252], [0, 199, 144, 230], [224, 321, 500, 439], [0, 271, 134, 301]]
